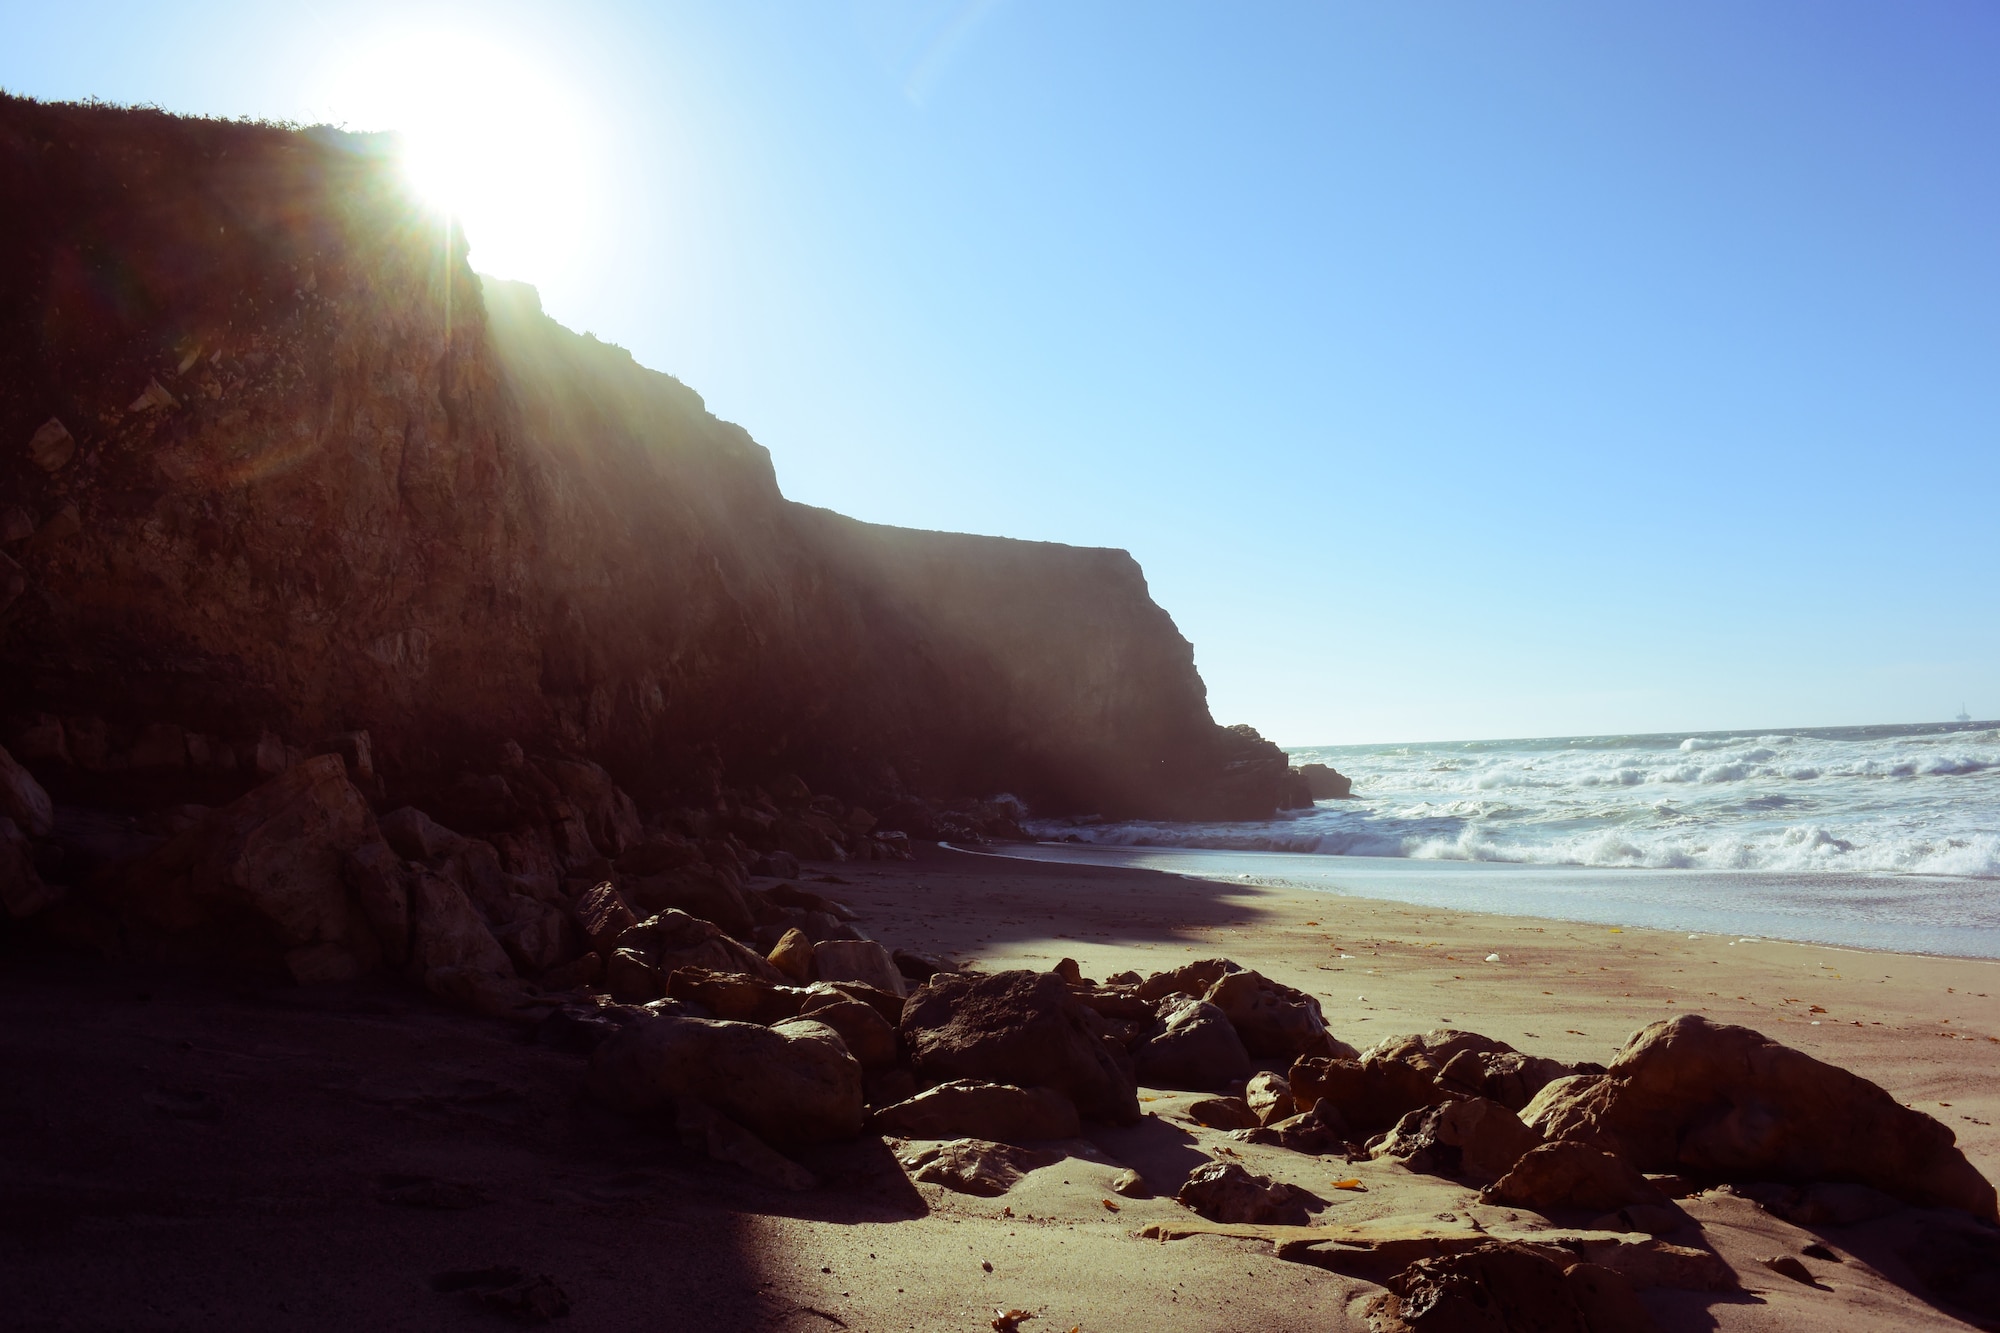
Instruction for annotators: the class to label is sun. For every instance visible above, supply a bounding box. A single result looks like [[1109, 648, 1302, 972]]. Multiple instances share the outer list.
[[323, 32, 598, 285]]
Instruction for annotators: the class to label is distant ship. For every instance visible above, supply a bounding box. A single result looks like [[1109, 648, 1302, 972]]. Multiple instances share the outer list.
[[1957, 703, 1973, 723]]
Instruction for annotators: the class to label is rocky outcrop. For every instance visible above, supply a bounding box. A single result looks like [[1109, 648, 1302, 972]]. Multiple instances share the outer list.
[[585, 1013, 865, 1144], [0, 95, 1298, 824], [1524, 1014, 1997, 1221], [901, 970, 1140, 1124]]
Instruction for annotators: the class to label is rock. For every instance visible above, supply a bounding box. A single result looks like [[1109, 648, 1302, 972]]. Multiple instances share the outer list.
[[768, 927, 815, 982], [1370, 1242, 1608, 1333], [871, 1080, 1081, 1143], [1290, 1055, 1452, 1138], [811, 938, 906, 997], [491, 898, 571, 973], [539, 758, 641, 858], [902, 969, 1140, 1125], [797, 997, 899, 1069], [1296, 763, 1352, 800], [1111, 1168, 1149, 1198], [1246, 1071, 1295, 1125], [26, 417, 75, 471], [1204, 968, 1343, 1060], [406, 865, 517, 985], [1525, 1014, 1997, 1220], [1563, 1262, 1661, 1333], [1370, 1096, 1543, 1181], [623, 865, 756, 940], [1369, 1031, 1591, 1112], [1484, 1142, 1667, 1215], [611, 910, 787, 1000], [1175, 1160, 1312, 1225], [1135, 957, 1239, 1003], [118, 756, 392, 974], [539, 950, 603, 991], [1761, 1254, 1816, 1286], [341, 841, 410, 967], [0, 743, 54, 838], [1133, 994, 1253, 1089], [587, 1014, 865, 1143], [1248, 1099, 1351, 1155], [892, 948, 951, 983], [676, 1100, 817, 1191], [865, 1066, 917, 1109], [381, 806, 459, 862], [129, 377, 178, 411], [803, 978, 908, 1028], [1, 817, 60, 918], [1894, 1208, 2000, 1322], [0, 507, 33, 543], [571, 881, 638, 956], [902, 1138, 1059, 1196], [666, 966, 810, 1025], [1186, 1096, 1260, 1131], [606, 947, 666, 1004]]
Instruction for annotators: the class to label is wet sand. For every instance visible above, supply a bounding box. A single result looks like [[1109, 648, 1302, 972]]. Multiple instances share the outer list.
[[3, 842, 1995, 1331]]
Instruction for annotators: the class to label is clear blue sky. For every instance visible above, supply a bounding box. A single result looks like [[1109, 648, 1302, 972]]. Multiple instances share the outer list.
[[7, 2, 1997, 744]]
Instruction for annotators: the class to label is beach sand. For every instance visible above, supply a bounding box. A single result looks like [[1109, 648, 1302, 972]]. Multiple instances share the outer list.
[[4, 842, 1995, 1330]]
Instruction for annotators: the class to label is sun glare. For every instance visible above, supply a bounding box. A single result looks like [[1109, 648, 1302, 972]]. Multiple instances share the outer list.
[[324, 32, 598, 285]]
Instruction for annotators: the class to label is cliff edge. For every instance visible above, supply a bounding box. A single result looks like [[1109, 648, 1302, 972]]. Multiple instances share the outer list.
[[0, 96, 1301, 821]]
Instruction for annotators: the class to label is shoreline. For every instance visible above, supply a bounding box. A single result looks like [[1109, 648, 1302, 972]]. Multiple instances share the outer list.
[[967, 840, 2000, 961]]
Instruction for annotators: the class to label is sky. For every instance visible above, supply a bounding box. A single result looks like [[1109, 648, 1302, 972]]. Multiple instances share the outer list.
[[5, 2, 1997, 745]]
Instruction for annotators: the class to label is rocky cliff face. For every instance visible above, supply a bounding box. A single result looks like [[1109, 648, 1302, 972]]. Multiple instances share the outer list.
[[0, 96, 1299, 821]]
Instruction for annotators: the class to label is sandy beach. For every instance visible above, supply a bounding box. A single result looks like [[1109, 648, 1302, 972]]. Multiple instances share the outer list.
[[7, 842, 1996, 1332]]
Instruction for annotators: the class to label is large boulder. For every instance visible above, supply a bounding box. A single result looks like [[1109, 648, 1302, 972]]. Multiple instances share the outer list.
[[1369, 1242, 1657, 1333], [586, 1014, 864, 1143], [901, 1138, 1059, 1196], [116, 756, 391, 980], [812, 939, 908, 998], [1133, 994, 1253, 1089], [605, 910, 787, 1001], [797, 997, 900, 1069], [871, 1080, 1080, 1143], [1368, 1029, 1582, 1111], [1369, 1097, 1542, 1182], [623, 865, 756, 940], [665, 967, 811, 1025], [1484, 1142, 1665, 1215], [1290, 1055, 1453, 1138], [901, 969, 1140, 1124], [1203, 968, 1345, 1060], [1526, 1014, 1997, 1220], [0, 742, 54, 838]]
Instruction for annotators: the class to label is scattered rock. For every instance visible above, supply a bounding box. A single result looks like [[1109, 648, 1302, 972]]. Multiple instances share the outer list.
[[607, 909, 787, 1002], [1526, 1014, 1997, 1220], [1246, 1099, 1351, 1155], [1760, 1255, 1816, 1286], [1370, 1096, 1542, 1181], [128, 377, 178, 412], [1134, 957, 1238, 1004], [902, 969, 1139, 1124], [1484, 1142, 1666, 1215], [902, 1138, 1059, 1196], [26, 417, 75, 471], [1111, 1168, 1149, 1198], [1176, 1160, 1312, 1225], [1246, 1071, 1295, 1125], [1186, 1096, 1260, 1131], [1133, 994, 1252, 1089], [587, 1014, 864, 1144], [871, 1080, 1080, 1143], [812, 939, 907, 998]]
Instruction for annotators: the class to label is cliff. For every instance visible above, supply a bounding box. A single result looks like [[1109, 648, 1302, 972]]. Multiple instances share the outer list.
[[0, 96, 1301, 821]]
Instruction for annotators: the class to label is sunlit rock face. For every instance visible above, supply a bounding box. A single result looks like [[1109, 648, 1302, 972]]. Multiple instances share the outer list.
[[0, 96, 1289, 819]]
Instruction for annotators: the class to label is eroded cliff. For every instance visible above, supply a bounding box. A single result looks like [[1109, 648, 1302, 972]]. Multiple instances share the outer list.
[[0, 96, 1300, 821]]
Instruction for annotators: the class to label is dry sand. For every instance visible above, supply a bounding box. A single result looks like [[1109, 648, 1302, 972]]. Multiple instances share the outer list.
[[3, 842, 1995, 1331]]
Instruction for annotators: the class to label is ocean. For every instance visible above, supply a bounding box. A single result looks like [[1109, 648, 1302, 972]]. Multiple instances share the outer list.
[[1010, 721, 2000, 958]]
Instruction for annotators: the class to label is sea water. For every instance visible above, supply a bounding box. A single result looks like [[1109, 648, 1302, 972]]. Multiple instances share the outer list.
[[1009, 721, 2000, 958]]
